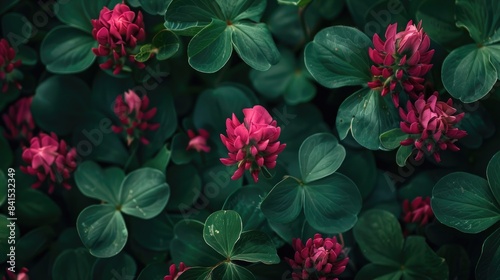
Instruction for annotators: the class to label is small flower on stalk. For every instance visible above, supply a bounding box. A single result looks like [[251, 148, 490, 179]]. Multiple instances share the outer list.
[[21, 132, 77, 194], [0, 38, 22, 93], [112, 90, 160, 146], [3, 267, 29, 280], [2, 97, 35, 143], [186, 129, 211, 153], [286, 233, 349, 280], [399, 92, 467, 162], [402, 196, 434, 226], [368, 20, 434, 107], [220, 105, 286, 183], [91, 3, 145, 74], [164, 262, 189, 280]]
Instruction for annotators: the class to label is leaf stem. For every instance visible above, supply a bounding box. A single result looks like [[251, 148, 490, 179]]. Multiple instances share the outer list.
[[298, 4, 311, 42], [124, 141, 139, 171], [338, 232, 345, 247], [283, 175, 304, 185], [261, 166, 273, 179], [200, 151, 207, 166]]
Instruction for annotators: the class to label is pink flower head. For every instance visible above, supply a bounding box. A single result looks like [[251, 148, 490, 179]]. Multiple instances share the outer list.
[[286, 234, 349, 280], [20, 132, 77, 194], [111, 90, 160, 146], [0, 38, 22, 93], [402, 196, 434, 226], [399, 92, 467, 163], [368, 20, 434, 107], [2, 97, 35, 143], [3, 267, 29, 280], [124, 89, 142, 114], [91, 3, 145, 74], [220, 105, 286, 183], [186, 129, 211, 153], [164, 262, 189, 280]]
